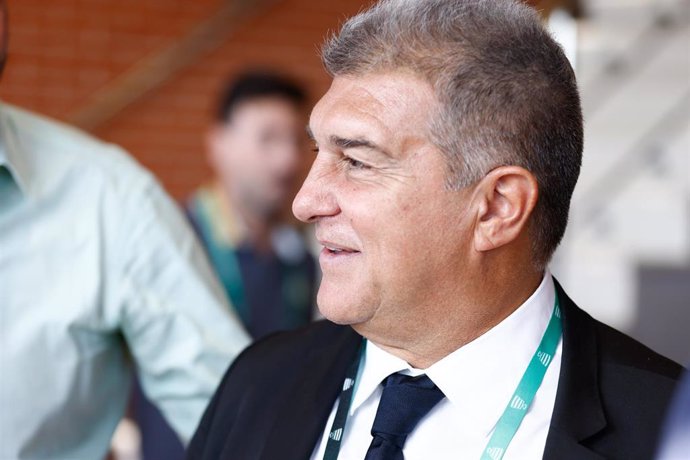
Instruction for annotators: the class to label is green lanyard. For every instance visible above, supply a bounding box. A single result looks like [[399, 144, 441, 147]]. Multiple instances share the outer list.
[[323, 295, 562, 460]]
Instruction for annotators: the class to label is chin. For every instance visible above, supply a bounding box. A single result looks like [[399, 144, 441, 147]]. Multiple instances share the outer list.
[[316, 289, 373, 326]]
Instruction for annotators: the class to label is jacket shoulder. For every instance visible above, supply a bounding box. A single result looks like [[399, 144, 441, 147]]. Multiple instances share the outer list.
[[231, 321, 352, 376], [188, 321, 358, 459], [592, 317, 682, 379], [550, 283, 683, 460], [556, 280, 682, 379]]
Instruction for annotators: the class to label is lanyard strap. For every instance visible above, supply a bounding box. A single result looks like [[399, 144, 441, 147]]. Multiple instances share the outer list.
[[480, 296, 562, 460], [323, 295, 562, 460], [323, 339, 366, 460]]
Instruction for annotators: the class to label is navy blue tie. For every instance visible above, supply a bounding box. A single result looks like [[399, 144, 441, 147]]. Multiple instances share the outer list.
[[364, 373, 446, 460]]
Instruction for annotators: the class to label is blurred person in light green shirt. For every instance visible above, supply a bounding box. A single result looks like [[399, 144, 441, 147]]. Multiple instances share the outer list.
[[0, 2, 250, 458]]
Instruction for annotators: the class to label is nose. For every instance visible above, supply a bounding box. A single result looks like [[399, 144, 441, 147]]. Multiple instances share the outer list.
[[292, 154, 340, 223]]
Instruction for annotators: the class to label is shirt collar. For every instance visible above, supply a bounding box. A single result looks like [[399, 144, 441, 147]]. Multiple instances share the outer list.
[[352, 272, 557, 435], [0, 102, 33, 196]]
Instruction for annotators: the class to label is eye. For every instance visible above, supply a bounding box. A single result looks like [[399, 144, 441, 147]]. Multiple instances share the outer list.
[[345, 156, 369, 170]]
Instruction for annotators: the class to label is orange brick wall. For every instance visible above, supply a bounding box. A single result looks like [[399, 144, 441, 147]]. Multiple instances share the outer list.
[[0, 0, 370, 198]]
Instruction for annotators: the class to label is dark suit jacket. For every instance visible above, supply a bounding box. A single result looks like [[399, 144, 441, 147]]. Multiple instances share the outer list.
[[188, 282, 682, 460]]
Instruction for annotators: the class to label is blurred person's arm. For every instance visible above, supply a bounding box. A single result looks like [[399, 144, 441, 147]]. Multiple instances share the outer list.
[[112, 165, 251, 444]]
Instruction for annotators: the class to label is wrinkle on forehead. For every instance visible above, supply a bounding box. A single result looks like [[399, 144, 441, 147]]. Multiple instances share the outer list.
[[309, 72, 436, 158]]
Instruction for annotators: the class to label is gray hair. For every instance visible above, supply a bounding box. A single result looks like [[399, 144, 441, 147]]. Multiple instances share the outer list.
[[322, 0, 583, 268]]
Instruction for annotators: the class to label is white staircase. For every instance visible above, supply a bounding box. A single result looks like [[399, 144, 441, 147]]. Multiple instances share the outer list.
[[550, 0, 690, 361]]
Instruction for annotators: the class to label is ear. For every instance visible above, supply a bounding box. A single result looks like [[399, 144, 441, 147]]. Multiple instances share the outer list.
[[473, 166, 539, 253]]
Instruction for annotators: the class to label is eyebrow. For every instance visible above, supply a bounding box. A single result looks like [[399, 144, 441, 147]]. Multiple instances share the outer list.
[[305, 126, 392, 158], [333, 134, 395, 159]]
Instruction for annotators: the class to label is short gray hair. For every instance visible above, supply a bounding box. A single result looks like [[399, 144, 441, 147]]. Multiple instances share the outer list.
[[322, 0, 583, 267]]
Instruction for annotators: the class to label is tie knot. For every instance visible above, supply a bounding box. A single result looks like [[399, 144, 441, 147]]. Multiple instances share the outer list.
[[370, 373, 445, 448], [383, 373, 438, 390]]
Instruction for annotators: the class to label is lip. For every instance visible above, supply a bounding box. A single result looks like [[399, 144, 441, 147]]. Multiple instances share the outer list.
[[319, 239, 357, 251], [317, 239, 361, 266]]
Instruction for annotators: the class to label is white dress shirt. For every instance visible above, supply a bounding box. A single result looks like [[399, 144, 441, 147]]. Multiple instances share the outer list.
[[0, 102, 251, 459], [311, 274, 561, 460]]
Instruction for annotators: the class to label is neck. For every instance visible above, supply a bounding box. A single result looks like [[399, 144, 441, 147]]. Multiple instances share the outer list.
[[356, 266, 544, 369]]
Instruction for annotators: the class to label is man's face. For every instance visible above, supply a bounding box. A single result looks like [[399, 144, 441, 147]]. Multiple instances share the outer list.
[[293, 73, 474, 336], [209, 97, 304, 217]]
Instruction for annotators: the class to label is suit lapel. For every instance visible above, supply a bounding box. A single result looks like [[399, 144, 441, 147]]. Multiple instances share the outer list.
[[543, 432, 606, 460], [543, 280, 607, 459], [260, 325, 362, 460]]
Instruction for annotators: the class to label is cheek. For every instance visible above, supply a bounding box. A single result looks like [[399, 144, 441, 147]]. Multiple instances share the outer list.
[[368, 192, 464, 277], [356, 196, 426, 271]]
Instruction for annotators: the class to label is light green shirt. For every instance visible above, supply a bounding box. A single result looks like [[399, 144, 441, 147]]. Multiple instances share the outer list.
[[0, 103, 251, 459]]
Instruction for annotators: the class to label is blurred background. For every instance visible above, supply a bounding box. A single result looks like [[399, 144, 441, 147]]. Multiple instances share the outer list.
[[0, 0, 360, 199], [0, 0, 687, 456]]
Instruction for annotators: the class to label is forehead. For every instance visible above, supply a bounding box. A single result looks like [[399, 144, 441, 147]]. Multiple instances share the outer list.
[[309, 73, 435, 146]]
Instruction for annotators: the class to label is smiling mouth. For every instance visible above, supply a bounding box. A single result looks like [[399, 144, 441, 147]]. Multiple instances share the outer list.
[[323, 246, 360, 255], [324, 246, 356, 254], [319, 244, 360, 262]]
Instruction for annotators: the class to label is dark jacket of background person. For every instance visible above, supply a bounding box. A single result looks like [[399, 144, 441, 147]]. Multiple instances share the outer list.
[[186, 184, 317, 339]]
